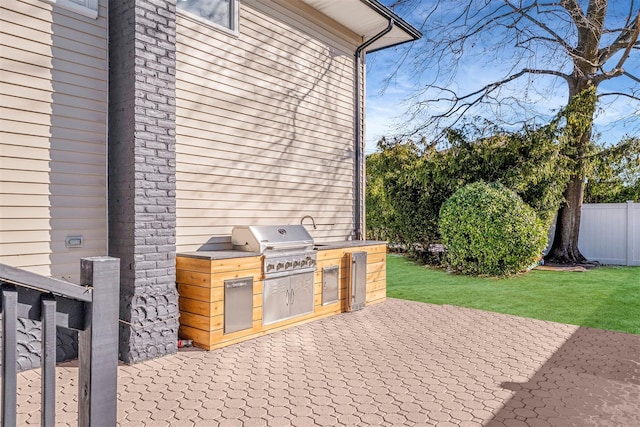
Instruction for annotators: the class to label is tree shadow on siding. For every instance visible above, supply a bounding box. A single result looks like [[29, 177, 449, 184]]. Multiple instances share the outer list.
[[48, 4, 108, 284], [177, 5, 353, 243], [10, 2, 109, 371], [261, 37, 349, 236]]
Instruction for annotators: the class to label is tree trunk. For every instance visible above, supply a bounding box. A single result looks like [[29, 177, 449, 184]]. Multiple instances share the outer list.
[[545, 173, 588, 264], [544, 76, 598, 265]]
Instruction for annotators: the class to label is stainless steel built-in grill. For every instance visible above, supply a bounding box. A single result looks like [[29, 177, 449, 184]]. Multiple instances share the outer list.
[[231, 225, 317, 279], [231, 225, 317, 325]]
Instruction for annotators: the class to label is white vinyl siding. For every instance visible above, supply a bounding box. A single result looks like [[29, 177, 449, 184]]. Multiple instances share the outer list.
[[0, 0, 108, 282], [176, 0, 361, 251]]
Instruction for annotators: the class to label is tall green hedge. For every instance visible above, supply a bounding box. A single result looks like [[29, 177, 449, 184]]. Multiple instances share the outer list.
[[439, 182, 548, 276], [365, 124, 568, 263]]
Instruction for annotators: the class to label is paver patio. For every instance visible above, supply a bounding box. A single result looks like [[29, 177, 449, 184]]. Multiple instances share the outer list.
[[13, 298, 640, 426]]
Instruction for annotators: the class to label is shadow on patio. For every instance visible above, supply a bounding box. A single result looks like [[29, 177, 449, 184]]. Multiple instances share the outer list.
[[490, 324, 640, 427]]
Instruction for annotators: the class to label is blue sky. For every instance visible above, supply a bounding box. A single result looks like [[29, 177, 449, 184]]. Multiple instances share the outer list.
[[365, 0, 640, 154]]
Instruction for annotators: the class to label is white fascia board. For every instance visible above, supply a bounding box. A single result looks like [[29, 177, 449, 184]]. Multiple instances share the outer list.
[[299, 0, 421, 52]]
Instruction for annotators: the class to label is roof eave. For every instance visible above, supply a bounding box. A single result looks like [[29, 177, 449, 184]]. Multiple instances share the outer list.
[[298, 0, 422, 53], [361, 0, 422, 42]]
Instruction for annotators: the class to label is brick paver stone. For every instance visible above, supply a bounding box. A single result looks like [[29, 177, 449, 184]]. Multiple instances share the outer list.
[[13, 299, 640, 426]]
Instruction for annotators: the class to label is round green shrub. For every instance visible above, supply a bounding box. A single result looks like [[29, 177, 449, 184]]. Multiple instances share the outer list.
[[439, 181, 548, 276]]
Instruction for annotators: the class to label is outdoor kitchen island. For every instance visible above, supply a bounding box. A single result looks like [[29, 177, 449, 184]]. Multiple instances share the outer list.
[[176, 240, 387, 350]]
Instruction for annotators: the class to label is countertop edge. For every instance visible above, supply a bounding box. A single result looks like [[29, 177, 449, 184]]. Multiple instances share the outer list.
[[177, 241, 387, 260], [313, 240, 387, 251], [177, 251, 261, 260]]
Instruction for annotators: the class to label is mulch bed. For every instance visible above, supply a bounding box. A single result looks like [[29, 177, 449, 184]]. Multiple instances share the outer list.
[[536, 261, 599, 272]]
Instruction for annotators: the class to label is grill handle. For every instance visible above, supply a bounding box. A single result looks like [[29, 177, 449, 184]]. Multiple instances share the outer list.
[[264, 243, 312, 251]]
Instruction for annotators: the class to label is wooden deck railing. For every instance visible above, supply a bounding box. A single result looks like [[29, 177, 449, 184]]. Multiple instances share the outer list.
[[0, 257, 120, 427]]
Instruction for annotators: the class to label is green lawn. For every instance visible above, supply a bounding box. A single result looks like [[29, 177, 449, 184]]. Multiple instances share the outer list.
[[386, 254, 640, 334]]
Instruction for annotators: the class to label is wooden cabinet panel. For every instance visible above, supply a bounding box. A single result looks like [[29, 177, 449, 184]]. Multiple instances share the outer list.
[[176, 242, 386, 350]]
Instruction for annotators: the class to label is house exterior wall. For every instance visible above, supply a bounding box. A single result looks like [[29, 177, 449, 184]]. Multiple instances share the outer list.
[[175, 0, 361, 251], [2, 0, 393, 366], [0, 0, 108, 370], [0, 0, 108, 283]]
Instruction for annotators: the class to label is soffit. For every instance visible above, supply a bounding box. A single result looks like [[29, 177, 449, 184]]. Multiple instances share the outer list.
[[299, 0, 421, 53]]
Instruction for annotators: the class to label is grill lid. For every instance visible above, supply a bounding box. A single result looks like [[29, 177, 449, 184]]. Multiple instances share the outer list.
[[232, 225, 314, 253]]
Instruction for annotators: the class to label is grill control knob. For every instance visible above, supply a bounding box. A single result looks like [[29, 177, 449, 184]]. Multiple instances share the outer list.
[[277, 262, 284, 271], [266, 264, 275, 272], [285, 261, 292, 269], [293, 260, 300, 268], [301, 259, 307, 267]]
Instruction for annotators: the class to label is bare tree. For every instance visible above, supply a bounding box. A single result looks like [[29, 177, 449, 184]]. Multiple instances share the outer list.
[[383, 0, 640, 264]]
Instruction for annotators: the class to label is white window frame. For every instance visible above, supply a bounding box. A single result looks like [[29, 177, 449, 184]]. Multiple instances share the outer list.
[[42, 0, 99, 19], [176, 0, 239, 37]]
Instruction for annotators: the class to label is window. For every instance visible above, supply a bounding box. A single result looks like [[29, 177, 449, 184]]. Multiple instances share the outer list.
[[43, 0, 99, 19], [177, 0, 237, 32]]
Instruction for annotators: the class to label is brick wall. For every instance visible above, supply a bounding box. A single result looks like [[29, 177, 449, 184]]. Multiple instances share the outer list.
[[108, 0, 179, 363]]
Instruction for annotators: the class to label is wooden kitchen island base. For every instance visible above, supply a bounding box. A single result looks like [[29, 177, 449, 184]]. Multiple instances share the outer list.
[[177, 241, 387, 350]]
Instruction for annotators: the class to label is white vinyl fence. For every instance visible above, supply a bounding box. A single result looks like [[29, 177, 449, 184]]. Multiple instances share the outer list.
[[548, 201, 639, 266]]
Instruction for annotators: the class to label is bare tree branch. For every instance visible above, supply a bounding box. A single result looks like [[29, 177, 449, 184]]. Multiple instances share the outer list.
[[560, 0, 587, 26], [598, 9, 640, 65], [505, 1, 575, 55], [613, 11, 640, 70], [402, 67, 573, 140], [377, 0, 639, 139], [624, 71, 640, 83], [598, 91, 640, 101]]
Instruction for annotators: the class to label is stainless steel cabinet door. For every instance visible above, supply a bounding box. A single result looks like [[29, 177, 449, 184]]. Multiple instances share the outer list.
[[289, 272, 314, 318], [263, 276, 290, 325], [348, 251, 367, 311], [224, 277, 253, 334], [322, 266, 339, 305]]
